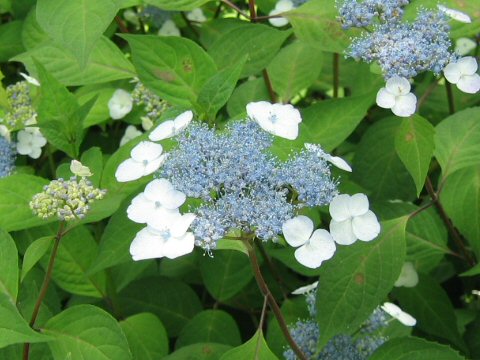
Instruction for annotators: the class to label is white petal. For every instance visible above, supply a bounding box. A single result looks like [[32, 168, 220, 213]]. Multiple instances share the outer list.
[[131, 141, 163, 162], [70, 160, 93, 177], [142, 155, 166, 176], [149, 121, 175, 141], [291, 281, 319, 295], [282, 215, 314, 247], [329, 194, 352, 221], [127, 193, 153, 223], [144, 178, 186, 209], [120, 125, 142, 146], [437, 5, 471, 23], [20, 72, 40, 86], [276, 0, 295, 11], [273, 121, 299, 140], [385, 76, 411, 96], [186, 8, 207, 22], [326, 155, 352, 172], [352, 210, 381, 241], [16, 141, 32, 155], [348, 193, 369, 217], [147, 207, 182, 231], [272, 103, 302, 124], [457, 74, 480, 94], [162, 232, 195, 259], [31, 134, 47, 147], [141, 117, 154, 131], [247, 101, 275, 133], [443, 62, 462, 84], [17, 130, 32, 143], [457, 56, 478, 75], [108, 89, 133, 120], [376, 88, 396, 109], [294, 230, 336, 269], [115, 158, 145, 182], [455, 38, 477, 56], [130, 227, 165, 261], [268, 10, 289, 27], [173, 110, 193, 133], [170, 213, 196, 238], [392, 93, 417, 117], [381, 302, 416, 327], [28, 146, 42, 159], [158, 19, 181, 37], [330, 219, 357, 245], [394, 262, 419, 288]]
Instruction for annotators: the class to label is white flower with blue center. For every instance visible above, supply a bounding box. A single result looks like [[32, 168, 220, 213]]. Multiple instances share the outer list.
[[149, 110, 193, 141], [108, 89, 133, 120], [16, 127, 47, 159], [120, 125, 142, 146], [455, 38, 476, 56], [376, 76, 417, 117], [158, 19, 181, 37], [282, 215, 336, 269], [247, 101, 302, 140], [381, 302, 416, 326], [394, 262, 419, 288], [443, 56, 480, 94], [70, 160, 93, 177], [269, 0, 295, 27], [329, 193, 380, 245]]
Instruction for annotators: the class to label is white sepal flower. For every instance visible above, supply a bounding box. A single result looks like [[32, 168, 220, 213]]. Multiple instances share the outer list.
[[282, 215, 336, 269], [247, 101, 302, 140], [381, 302, 416, 327], [0, 125, 10, 142], [269, 0, 295, 27], [186, 8, 207, 23], [108, 89, 133, 120], [115, 141, 167, 182], [292, 281, 319, 295], [120, 125, 142, 146], [376, 76, 417, 117], [70, 160, 93, 177], [141, 117, 154, 131], [304, 143, 352, 172], [394, 262, 419, 288], [158, 19, 181, 37], [329, 193, 380, 245], [130, 225, 195, 261], [16, 127, 47, 159], [437, 5, 471, 23], [149, 111, 193, 141], [443, 57, 480, 94], [19, 72, 40, 86], [455, 38, 476, 56]]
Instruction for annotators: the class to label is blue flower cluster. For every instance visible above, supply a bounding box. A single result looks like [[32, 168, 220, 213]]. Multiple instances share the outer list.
[[159, 121, 337, 251], [337, 0, 409, 29], [0, 136, 15, 178]]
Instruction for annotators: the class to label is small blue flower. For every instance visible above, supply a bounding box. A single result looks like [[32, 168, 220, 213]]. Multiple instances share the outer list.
[[0, 135, 15, 178]]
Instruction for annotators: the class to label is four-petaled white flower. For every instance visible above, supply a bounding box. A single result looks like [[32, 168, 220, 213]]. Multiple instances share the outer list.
[[0, 125, 10, 142], [329, 193, 380, 245], [16, 127, 47, 159], [149, 111, 193, 141], [70, 160, 93, 177], [20, 72, 40, 86], [246, 101, 302, 140], [269, 0, 295, 27], [282, 215, 336, 269], [394, 262, 419, 288], [120, 125, 142, 146], [115, 141, 167, 182], [437, 5, 471, 23], [376, 76, 417, 117], [292, 281, 319, 295], [158, 19, 181, 37], [443, 56, 480, 94], [186, 8, 207, 23], [455, 38, 476, 56], [381, 302, 416, 327], [108, 89, 133, 120]]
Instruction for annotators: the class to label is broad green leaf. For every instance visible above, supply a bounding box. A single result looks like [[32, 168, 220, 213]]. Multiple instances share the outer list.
[[215, 239, 248, 256], [36, 0, 118, 67], [227, 78, 269, 117], [199, 19, 246, 50], [79, 147, 103, 187], [43, 304, 132, 360], [176, 310, 242, 348], [208, 22, 291, 78], [76, 86, 116, 128], [118, 276, 202, 337], [286, 0, 352, 53], [120, 313, 169, 360], [0, 292, 50, 349], [122, 34, 216, 108], [0, 229, 18, 302], [267, 41, 323, 102], [144, 0, 211, 11], [395, 115, 435, 196], [302, 93, 376, 152], [370, 337, 466, 360], [440, 165, 480, 258], [394, 275, 466, 351], [0, 174, 52, 232], [21, 236, 53, 282], [219, 330, 277, 360], [200, 250, 253, 301], [0, 21, 25, 62], [21, 7, 49, 50], [353, 117, 416, 201], [465, 314, 480, 359], [316, 217, 408, 348], [164, 343, 232, 360], [15, 37, 135, 86], [460, 262, 480, 277], [434, 107, 480, 180]]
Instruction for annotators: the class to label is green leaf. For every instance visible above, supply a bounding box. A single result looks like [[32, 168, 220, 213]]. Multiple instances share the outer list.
[[353, 117, 416, 201], [0, 292, 50, 349], [0, 21, 25, 62], [176, 310, 242, 348], [460, 262, 480, 277], [316, 217, 408, 348], [370, 337, 466, 360], [122, 34, 216, 108], [440, 165, 480, 258], [395, 115, 435, 196], [0, 174, 52, 232], [36, 0, 119, 67], [434, 107, 480, 180], [219, 330, 278, 360], [21, 236, 53, 282], [208, 22, 291, 78], [267, 41, 323, 102], [21, 7, 49, 50], [76, 86, 116, 128], [144, 0, 211, 11], [15, 37, 135, 86], [120, 313, 169, 360], [394, 275, 466, 351], [43, 304, 132, 360], [118, 276, 202, 337], [164, 343, 232, 360], [215, 239, 248, 256], [79, 147, 103, 187], [0, 229, 19, 302], [226, 78, 269, 117], [197, 56, 246, 120], [200, 250, 253, 301], [286, 0, 353, 53], [302, 93, 376, 152]]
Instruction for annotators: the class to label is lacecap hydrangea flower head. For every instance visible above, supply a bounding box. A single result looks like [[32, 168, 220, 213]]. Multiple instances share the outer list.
[[116, 102, 380, 268]]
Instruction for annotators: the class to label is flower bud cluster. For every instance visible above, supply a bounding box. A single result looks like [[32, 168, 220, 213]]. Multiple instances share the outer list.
[[30, 177, 106, 221], [2, 81, 37, 129], [131, 81, 168, 123], [337, 0, 409, 29], [0, 135, 15, 178]]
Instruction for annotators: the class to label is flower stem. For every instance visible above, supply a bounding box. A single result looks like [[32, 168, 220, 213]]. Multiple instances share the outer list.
[[333, 53, 340, 98], [23, 222, 66, 360], [445, 79, 455, 115]]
